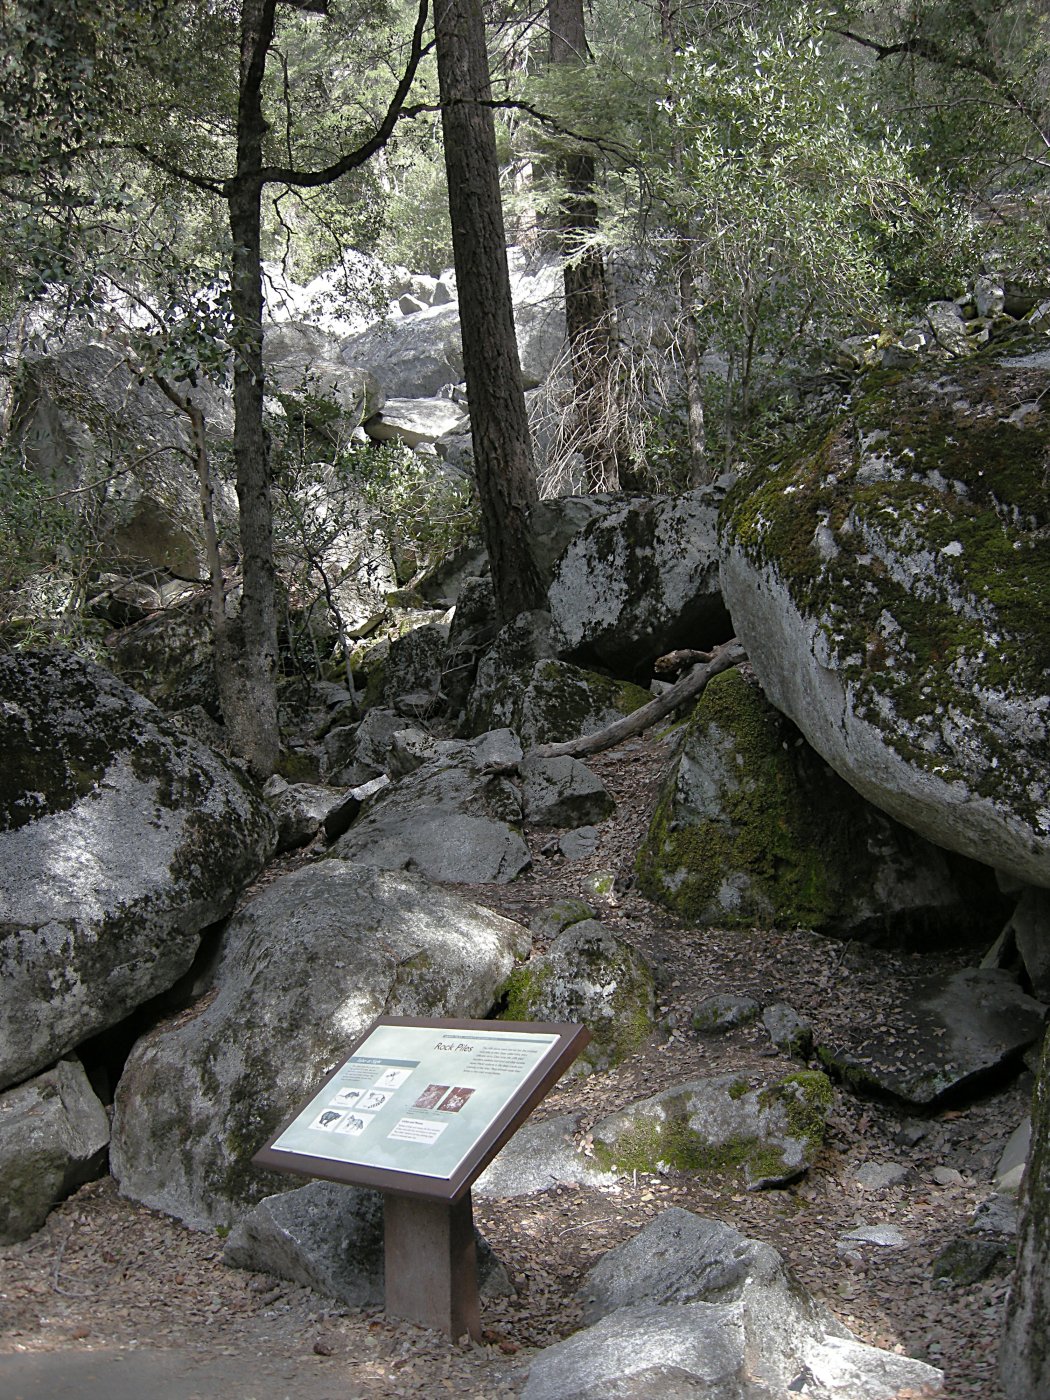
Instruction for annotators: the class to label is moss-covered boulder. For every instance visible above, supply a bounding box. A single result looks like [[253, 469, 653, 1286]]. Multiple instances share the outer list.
[[110, 862, 530, 1228], [0, 648, 277, 1091], [720, 343, 1050, 889], [501, 920, 656, 1071], [590, 1070, 833, 1189], [636, 666, 1008, 939]]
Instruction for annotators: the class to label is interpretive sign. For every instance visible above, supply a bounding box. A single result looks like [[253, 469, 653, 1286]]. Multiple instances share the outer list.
[[254, 1017, 590, 1204]]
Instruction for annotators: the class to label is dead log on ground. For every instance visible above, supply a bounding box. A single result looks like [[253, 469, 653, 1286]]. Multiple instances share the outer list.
[[531, 637, 746, 760]]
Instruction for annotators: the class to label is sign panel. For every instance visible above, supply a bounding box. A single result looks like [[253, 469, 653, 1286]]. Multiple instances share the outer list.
[[254, 1017, 590, 1202]]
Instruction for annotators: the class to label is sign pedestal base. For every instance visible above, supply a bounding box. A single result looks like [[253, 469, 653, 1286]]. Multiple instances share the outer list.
[[383, 1191, 482, 1341]]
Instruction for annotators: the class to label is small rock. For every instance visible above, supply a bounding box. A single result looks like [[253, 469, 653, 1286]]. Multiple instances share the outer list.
[[558, 827, 599, 860], [932, 1236, 1011, 1288], [854, 1162, 910, 1191], [932, 1166, 964, 1187], [692, 994, 760, 1034], [970, 1194, 1019, 1236], [837, 1224, 908, 1251]]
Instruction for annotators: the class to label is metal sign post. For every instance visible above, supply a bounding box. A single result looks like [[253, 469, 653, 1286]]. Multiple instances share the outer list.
[[254, 1017, 590, 1340]]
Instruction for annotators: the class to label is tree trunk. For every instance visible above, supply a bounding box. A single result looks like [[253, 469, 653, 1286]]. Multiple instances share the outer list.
[[434, 0, 546, 624], [226, 0, 281, 775], [549, 0, 640, 492], [659, 0, 710, 485]]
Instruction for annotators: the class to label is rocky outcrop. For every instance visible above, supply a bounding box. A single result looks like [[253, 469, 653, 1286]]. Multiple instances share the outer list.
[[636, 665, 1009, 939], [326, 735, 531, 884], [501, 921, 656, 1071], [110, 862, 529, 1228], [0, 648, 276, 1090], [720, 346, 1050, 889], [11, 343, 236, 581]]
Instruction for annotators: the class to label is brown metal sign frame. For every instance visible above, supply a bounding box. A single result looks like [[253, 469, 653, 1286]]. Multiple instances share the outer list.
[[253, 1016, 591, 1204]]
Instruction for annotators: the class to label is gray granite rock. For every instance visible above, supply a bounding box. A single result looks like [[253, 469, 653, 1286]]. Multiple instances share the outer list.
[[815, 968, 1045, 1109], [0, 1059, 110, 1244], [474, 1113, 616, 1197], [519, 755, 614, 828], [223, 1180, 511, 1304], [591, 1071, 832, 1189]]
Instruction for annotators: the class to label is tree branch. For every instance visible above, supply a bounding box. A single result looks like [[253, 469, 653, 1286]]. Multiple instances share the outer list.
[[258, 0, 432, 188]]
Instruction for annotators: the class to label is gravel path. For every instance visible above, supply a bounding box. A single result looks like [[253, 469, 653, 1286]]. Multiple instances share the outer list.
[[0, 730, 1031, 1398]]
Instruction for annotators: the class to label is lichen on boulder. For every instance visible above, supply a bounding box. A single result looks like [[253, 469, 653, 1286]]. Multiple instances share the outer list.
[[719, 342, 1050, 889], [589, 1070, 833, 1189], [500, 920, 656, 1071]]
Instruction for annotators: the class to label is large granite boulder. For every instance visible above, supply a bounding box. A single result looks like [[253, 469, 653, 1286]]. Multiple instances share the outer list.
[[0, 649, 277, 1091], [0, 1058, 110, 1243], [336, 248, 564, 398], [12, 343, 236, 581], [521, 1208, 944, 1400], [816, 967, 1045, 1109], [110, 862, 530, 1227], [636, 665, 1009, 939], [1001, 1029, 1050, 1398], [548, 487, 734, 675], [263, 320, 383, 433], [465, 612, 650, 747], [719, 344, 1050, 889]]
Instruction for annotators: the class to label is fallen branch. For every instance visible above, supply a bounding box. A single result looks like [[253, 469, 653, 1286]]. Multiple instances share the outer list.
[[532, 637, 747, 760]]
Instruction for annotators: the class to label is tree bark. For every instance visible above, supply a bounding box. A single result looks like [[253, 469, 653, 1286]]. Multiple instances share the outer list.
[[548, 0, 640, 492], [226, 0, 281, 776], [532, 638, 745, 759], [434, 0, 546, 624]]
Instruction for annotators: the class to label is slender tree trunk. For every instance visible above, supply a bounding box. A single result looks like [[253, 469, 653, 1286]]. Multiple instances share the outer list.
[[659, 0, 710, 484], [225, 0, 281, 775], [434, 0, 546, 623], [549, 0, 640, 492]]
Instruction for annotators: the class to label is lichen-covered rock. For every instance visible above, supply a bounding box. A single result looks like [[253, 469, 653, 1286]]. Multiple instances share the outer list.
[[719, 345, 1050, 889], [636, 665, 1009, 939], [547, 487, 733, 675], [1001, 1029, 1050, 1399], [381, 621, 450, 710], [326, 743, 530, 884], [501, 921, 656, 1071], [816, 968, 1045, 1109], [0, 649, 277, 1090], [518, 755, 615, 828], [263, 777, 347, 853], [107, 596, 219, 715], [110, 862, 530, 1227], [464, 610, 559, 736], [0, 1058, 110, 1243], [590, 1071, 833, 1189]]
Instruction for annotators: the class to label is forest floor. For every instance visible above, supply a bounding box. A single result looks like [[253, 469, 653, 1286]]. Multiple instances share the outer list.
[[0, 729, 1030, 1400]]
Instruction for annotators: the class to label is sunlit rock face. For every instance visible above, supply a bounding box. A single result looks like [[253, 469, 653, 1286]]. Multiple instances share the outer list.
[[0, 648, 277, 1090], [110, 862, 529, 1228], [720, 342, 1050, 889]]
